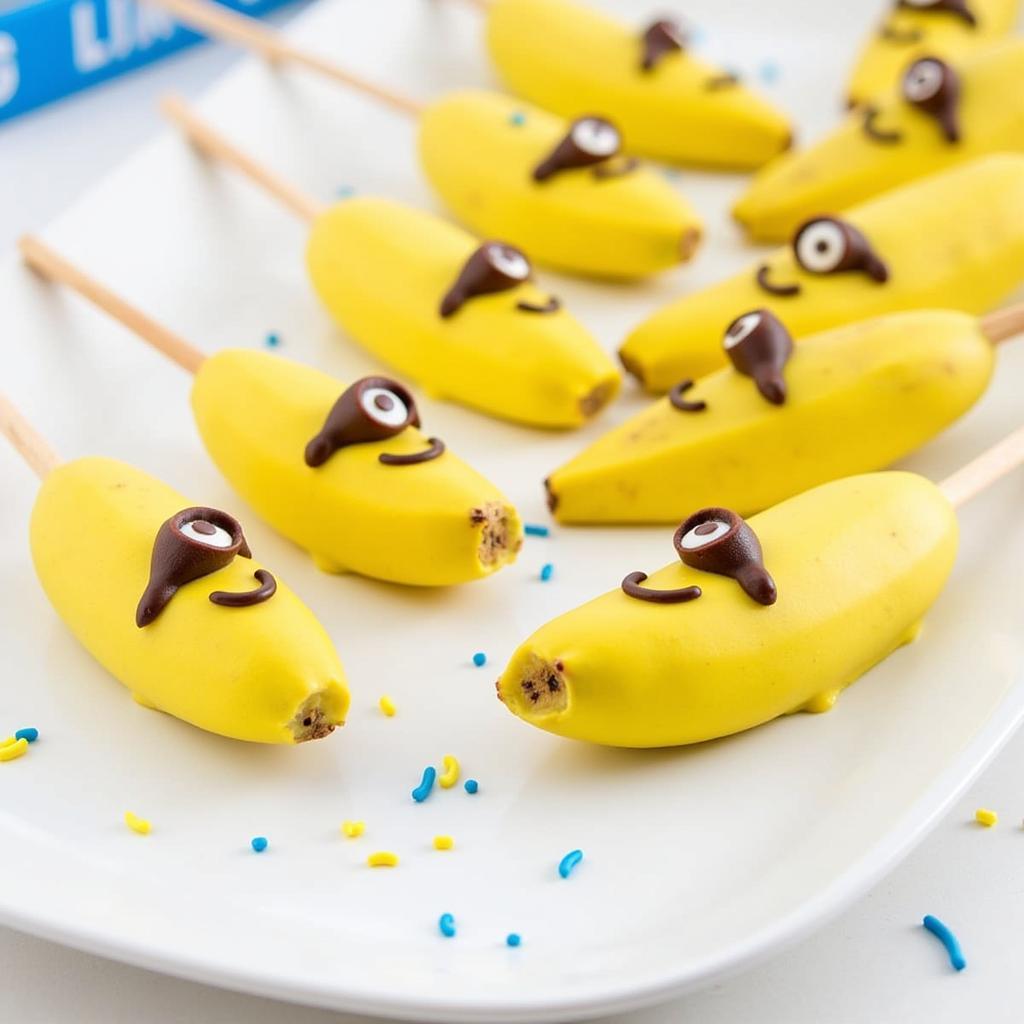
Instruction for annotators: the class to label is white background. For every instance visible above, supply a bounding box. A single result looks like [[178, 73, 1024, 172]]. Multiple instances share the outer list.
[[3, 1, 1024, 1021]]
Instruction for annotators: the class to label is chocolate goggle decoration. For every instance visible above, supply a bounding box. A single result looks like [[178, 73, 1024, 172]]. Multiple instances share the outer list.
[[136, 507, 257, 627], [673, 507, 777, 605], [640, 18, 686, 72], [792, 217, 890, 283], [903, 57, 961, 142], [723, 309, 794, 405], [896, 0, 977, 26], [305, 377, 430, 468], [533, 116, 625, 183], [440, 241, 543, 318]]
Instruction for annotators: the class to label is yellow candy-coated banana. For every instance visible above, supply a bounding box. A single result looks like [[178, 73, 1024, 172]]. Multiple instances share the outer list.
[[190, 350, 522, 585], [498, 472, 957, 747], [483, 0, 792, 170], [736, 38, 1024, 243], [31, 457, 349, 744], [549, 310, 992, 523], [306, 197, 620, 426], [622, 155, 1024, 391], [417, 90, 702, 279], [847, 0, 1019, 108]]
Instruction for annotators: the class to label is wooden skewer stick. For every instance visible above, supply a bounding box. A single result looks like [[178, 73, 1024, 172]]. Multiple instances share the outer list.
[[19, 236, 206, 376], [940, 421, 1024, 509], [160, 95, 324, 224], [144, 0, 424, 117], [980, 304, 1024, 345], [0, 394, 61, 479]]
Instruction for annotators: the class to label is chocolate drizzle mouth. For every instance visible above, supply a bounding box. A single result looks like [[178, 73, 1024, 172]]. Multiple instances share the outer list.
[[209, 568, 277, 608], [896, 0, 976, 27], [756, 264, 801, 297], [591, 156, 641, 180], [668, 379, 707, 412], [621, 570, 702, 604], [516, 296, 561, 314], [378, 437, 446, 466], [862, 105, 904, 143], [705, 72, 740, 90]]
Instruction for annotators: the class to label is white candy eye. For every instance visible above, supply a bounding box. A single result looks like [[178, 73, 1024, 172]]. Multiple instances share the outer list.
[[795, 220, 847, 274], [360, 387, 409, 428], [724, 313, 761, 350], [904, 59, 943, 102], [679, 519, 731, 550], [487, 245, 530, 281], [179, 520, 234, 549], [571, 118, 620, 158]]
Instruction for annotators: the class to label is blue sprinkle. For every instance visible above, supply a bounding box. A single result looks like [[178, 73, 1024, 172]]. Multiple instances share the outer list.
[[264, 332, 281, 348], [923, 915, 966, 971], [14, 728, 38, 743], [508, 111, 526, 126], [472, 652, 487, 667], [524, 523, 549, 537], [540, 563, 554, 582], [506, 932, 521, 947], [464, 779, 479, 795], [412, 765, 437, 803], [336, 185, 356, 198], [251, 836, 268, 853], [758, 61, 780, 85], [558, 849, 583, 879], [439, 913, 456, 938]]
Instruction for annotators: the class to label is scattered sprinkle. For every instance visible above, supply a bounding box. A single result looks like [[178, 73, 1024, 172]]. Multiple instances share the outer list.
[[558, 849, 584, 879], [464, 779, 479, 795], [524, 523, 549, 537], [367, 850, 399, 867], [508, 111, 526, 126], [0, 737, 28, 762], [758, 61, 781, 85], [379, 695, 397, 717], [506, 933, 522, 947], [336, 185, 356, 198], [438, 754, 460, 789], [540, 563, 554, 582], [472, 652, 487, 667], [342, 820, 365, 838], [439, 912, 456, 937], [14, 727, 38, 743], [975, 808, 998, 827], [251, 836, 268, 853], [433, 835, 454, 850], [264, 331, 281, 348], [661, 167, 683, 181], [412, 765, 437, 803], [922, 915, 966, 971], [124, 811, 151, 835]]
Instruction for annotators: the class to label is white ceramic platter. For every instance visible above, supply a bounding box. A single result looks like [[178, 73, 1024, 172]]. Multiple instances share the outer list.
[[2, 0, 1024, 1020]]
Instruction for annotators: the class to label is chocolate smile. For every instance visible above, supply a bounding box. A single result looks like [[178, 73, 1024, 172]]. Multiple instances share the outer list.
[[705, 72, 740, 90], [516, 296, 561, 314], [756, 265, 801, 297], [591, 157, 641, 180], [668, 379, 707, 412], [862, 105, 904, 143], [879, 23, 924, 43], [621, 571, 702, 604], [209, 569, 277, 608], [378, 437, 446, 466]]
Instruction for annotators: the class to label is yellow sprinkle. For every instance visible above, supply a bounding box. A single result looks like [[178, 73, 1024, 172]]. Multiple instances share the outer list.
[[341, 820, 365, 838], [438, 754, 460, 789], [367, 850, 398, 867], [378, 695, 396, 717], [976, 808, 998, 827], [433, 835, 454, 850], [0, 738, 28, 762], [124, 811, 151, 835]]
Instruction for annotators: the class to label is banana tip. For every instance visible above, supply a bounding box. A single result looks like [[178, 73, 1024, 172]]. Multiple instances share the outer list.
[[498, 653, 568, 719], [617, 348, 645, 387], [579, 378, 619, 420], [472, 501, 523, 569], [679, 227, 702, 263], [290, 690, 346, 743]]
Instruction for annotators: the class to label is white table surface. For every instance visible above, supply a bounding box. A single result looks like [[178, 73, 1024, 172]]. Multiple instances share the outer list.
[[3, 3, 1024, 1022]]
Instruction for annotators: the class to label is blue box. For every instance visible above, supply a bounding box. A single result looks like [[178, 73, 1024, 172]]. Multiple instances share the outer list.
[[0, 0, 294, 124]]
